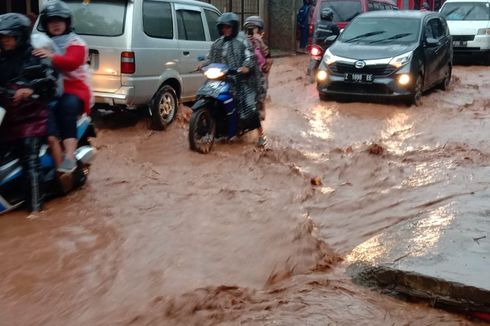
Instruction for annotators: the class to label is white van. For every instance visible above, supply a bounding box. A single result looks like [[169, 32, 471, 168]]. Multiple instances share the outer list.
[[439, 0, 490, 62], [38, 0, 221, 130]]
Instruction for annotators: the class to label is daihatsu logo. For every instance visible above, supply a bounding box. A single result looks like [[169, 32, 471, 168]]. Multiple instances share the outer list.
[[355, 60, 366, 69]]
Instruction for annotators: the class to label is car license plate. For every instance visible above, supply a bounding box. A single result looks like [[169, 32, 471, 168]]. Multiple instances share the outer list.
[[344, 73, 373, 83], [453, 41, 467, 47]]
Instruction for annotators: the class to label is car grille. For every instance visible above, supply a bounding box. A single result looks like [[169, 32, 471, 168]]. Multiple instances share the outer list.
[[329, 62, 396, 76], [328, 82, 392, 95], [452, 35, 475, 42]]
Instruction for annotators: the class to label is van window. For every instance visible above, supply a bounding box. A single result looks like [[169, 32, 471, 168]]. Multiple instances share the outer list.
[[143, 1, 173, 39], [440, 2, 490, 20], [177, 10, 206, 41], [205, 10, 220, 41], [64, 0, 127, 36], [320, 0, 362, 22]]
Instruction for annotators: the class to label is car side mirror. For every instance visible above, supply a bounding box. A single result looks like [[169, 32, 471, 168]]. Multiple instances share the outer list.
[[425, 37, 439, 47]]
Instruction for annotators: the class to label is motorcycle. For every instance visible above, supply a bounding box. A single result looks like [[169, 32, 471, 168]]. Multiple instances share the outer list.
[[307, 34, 338, 83], [188, 63, 259, 154], [0, 88, 96, 215]]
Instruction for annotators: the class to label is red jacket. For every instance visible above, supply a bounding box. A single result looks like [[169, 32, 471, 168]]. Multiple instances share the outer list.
[[52, 36, 92, 114]]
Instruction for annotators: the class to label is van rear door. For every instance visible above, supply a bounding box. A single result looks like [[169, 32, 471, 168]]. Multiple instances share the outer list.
[[65, 0, 129, 94]]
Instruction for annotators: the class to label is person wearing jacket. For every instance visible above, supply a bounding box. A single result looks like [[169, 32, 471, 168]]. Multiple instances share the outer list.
[[200, 12, 267, 147], [0, 13, 56, 213], [243, 15, 272, 122], [33, 0, 93, 173]]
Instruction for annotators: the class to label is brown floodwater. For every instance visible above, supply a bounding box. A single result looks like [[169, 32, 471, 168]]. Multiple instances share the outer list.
[[0, 56, 489, 325]]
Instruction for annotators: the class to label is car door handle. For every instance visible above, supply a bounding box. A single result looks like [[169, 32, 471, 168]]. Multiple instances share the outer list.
[[183, 51, 190, 56]]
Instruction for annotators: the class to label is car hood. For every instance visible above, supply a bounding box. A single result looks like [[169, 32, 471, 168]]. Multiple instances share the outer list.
[[446, 20, 490, 35], [330, 42, 417, 60]]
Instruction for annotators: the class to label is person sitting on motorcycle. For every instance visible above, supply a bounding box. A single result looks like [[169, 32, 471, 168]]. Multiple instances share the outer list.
[[243, 15, 273, 122], [314, 7, 340, 44], [0, 13, 56, 213], [33, 0, 93, 173], [199, 12, 267, 147]]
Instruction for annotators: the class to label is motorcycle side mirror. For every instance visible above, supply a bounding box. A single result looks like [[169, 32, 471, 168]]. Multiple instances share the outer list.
[[197, 55, 206, 62]]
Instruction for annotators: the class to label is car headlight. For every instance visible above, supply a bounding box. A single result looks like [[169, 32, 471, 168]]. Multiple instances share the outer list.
[[477, 28, 490, 35], [323, 49, 338, 65], [317, 70, 328, 81], [397, 73, 411, 85], [389, 51, 413, 68]]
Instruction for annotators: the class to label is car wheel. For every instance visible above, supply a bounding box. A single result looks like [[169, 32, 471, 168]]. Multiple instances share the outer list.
[[409, 73, 423, 106], [439, 64, 452, 91], [150, 85, 178, 130]]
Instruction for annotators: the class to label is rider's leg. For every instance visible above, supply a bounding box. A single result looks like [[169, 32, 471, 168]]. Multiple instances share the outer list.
[[57, 94, 83, 173], [47, 101, 63, 168], [48, 136, 63, 167], [16, 137, 43, 212]]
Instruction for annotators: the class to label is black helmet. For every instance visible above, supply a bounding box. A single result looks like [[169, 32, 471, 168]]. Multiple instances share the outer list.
[[321, 8, 334, 21], [243, 15, 264, 31], [217, 12, 240, 38], [0, 13, 32, 51], [39, 0, 72, 34]]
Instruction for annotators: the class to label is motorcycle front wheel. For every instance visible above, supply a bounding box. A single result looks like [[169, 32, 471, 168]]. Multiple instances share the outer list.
[[189, 108, 216, 154]]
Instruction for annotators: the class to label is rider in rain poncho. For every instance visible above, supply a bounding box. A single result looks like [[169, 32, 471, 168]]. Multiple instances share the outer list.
[[201, 12, 267, 146]]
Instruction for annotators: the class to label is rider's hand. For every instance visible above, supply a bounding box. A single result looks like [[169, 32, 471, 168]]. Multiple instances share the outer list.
[[13, 88, 34, 105], [32, 48, 54, 59], [238, 67, 250, 74]]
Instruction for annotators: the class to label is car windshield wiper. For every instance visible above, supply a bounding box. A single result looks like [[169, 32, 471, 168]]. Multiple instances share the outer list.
[[461, 6, 475, 20], [369, 33, 413, 44], [343, 30, 386, 43]]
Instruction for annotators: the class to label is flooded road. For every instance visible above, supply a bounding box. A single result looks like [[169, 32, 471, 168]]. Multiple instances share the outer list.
[[1, 56, 489, 325]]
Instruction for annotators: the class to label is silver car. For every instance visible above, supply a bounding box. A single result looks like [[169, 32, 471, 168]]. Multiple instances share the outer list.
[[44, 0, 221, 130]]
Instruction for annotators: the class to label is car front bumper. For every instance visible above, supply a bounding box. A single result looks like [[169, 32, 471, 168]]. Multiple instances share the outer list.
[[317, 72, 414, 99]]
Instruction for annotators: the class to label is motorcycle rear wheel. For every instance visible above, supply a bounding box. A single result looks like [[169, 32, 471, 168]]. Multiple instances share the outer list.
[[189, 108, 216, 154]]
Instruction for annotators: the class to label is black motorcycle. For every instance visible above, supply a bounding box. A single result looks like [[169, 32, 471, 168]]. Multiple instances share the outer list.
[[307, 34, 338, 83]]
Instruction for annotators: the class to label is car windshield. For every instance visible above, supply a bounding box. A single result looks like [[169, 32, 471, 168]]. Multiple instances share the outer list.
[[319, 0, 362, 22], [338, 17, 421, 44], [64, 0, 127, 36], [440, 2, 490, 21]]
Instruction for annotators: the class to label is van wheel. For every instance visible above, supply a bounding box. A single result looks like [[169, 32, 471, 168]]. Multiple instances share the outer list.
[[439, 64, 451, 91], [150, 85, 178, 130]]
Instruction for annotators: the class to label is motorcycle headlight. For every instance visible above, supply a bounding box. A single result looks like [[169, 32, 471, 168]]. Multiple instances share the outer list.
[[389, 51, 413, 68], [204, 68, 225, 80], [323, 49, 338, 65]]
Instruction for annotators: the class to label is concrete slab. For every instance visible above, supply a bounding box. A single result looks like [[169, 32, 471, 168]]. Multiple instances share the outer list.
[[346, 192, 490, 314]]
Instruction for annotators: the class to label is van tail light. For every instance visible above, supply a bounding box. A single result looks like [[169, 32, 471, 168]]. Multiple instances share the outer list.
[[308, 45, 324, 60], [121, 51, 135, 74]]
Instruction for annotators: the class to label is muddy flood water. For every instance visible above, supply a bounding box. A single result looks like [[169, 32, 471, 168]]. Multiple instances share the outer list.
[[1, 56, 489, 325]]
